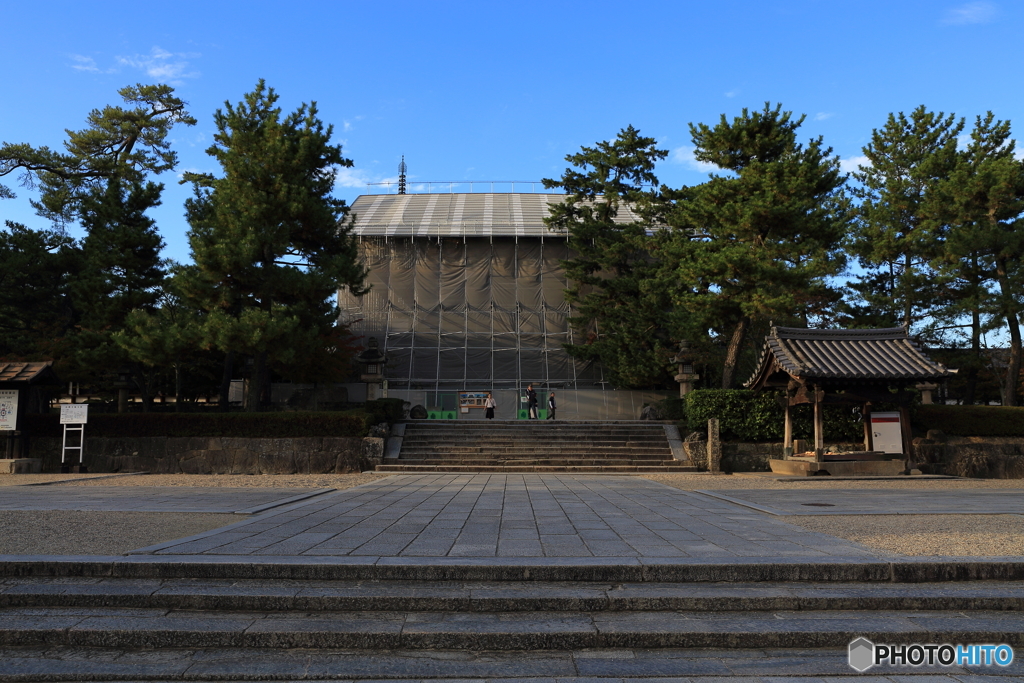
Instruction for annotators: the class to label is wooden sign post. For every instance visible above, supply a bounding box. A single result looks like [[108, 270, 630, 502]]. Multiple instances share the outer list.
[[60, 404, 89, 473]]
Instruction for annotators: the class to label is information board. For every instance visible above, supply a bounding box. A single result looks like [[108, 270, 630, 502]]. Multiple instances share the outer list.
[[458, 391, 490, 410], [870, 411, 903, 454], [60, 404, 89, 424], [0, 390, 18, 431]]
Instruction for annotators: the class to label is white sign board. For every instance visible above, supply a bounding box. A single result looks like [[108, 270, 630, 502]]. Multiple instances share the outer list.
[[60, 404, 89, 425], [870, 411, 903, 454], [0, 390, 18, 431]]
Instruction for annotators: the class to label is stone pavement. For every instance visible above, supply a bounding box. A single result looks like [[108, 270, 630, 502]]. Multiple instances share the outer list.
[[698, 488, 1024, 516], [0, 485, 332, 514], [137, 474, 885, 558], [2, 473, 1024, 681]]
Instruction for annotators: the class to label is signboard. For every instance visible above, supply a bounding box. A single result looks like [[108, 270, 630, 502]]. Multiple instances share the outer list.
[[870, 411, 903, 454], [60, 404, 89, 425], [459, 391, 490, 410], [0, 390, 17, 431]]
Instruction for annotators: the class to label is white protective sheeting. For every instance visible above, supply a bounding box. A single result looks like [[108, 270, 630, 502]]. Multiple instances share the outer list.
[[338, 234, 607, 391]]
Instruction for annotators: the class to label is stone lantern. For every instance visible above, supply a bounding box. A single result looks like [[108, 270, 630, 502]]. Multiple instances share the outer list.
[[671, 340, 700, 398], [356, 337, 387, 401]]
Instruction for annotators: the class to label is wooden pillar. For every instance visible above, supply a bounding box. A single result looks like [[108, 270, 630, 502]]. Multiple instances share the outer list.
[[813, 386, 824, 462], [783, 402, 793, 456], [900, 404, 914, 473], [863, 402, 873, 452]]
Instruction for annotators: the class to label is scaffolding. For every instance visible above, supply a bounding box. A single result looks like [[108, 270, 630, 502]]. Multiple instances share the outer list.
[[337, 193, 671, 418]]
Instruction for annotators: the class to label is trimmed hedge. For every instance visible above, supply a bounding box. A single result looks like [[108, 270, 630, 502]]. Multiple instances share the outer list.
[[364, 398, 407, 424], [915, 405, 1024, 437], [22, 411, 373, 439], [683, 389, 864, 442]]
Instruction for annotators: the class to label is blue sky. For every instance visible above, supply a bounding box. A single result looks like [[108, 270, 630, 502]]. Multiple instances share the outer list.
[[2, 0, 1022, 263]]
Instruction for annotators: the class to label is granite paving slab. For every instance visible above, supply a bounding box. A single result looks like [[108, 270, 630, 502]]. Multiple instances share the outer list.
[[136, 474, 887, 559], [0, 486, 333, 513], [696, 489, 1024, 516]]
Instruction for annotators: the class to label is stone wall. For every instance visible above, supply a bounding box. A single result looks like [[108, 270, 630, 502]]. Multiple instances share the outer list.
[[29, 436, 384, 475], [682, 433, 861, 472], [912, 435, 1024, 479]]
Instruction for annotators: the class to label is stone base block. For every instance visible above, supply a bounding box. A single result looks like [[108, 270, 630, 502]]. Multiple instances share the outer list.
[[769, 458, 906, 477], [0, 458, 42, 474]]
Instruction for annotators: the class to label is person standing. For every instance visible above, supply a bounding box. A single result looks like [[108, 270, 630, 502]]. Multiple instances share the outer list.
[[484, 393, 496, 419], [526, 384, 538, 419], [547, 392, 556, 420]]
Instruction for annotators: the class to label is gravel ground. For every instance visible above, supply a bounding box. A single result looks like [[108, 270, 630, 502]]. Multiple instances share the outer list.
[[2, 472, 1023, 557], [641, 472, 1024, 490], [783, 514, 1024, 557], [0, 510, 238, 555]]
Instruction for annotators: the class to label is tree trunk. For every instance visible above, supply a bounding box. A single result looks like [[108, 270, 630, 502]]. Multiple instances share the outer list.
[[721, 316, 750, 389], [219, 351, 234, 412], [1005, 311, 1021, 406], [246, 351, 269, 413], [996, 257, 1021, 406], [964, 304, 981, 405], [903, 252, 913, 327], [174, 363, 182, 413]]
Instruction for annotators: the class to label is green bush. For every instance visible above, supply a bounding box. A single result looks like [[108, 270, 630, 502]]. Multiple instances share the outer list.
[[22, 411, 372, 439], [915, 405, 1024, 437], [363, 398, 407, 424], [652, 397, 686, 421], [683, 389, 864, 442]]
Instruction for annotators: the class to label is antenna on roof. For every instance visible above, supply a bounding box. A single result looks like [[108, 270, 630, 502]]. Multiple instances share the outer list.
[[398, 156, 407, 195]]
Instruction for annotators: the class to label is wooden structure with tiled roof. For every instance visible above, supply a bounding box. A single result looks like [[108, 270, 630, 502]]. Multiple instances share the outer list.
[[746, 327, 955, 461], [1, 362, 61, 461]]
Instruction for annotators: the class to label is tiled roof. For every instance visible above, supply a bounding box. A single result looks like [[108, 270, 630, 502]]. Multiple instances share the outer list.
[[348, 193, 644, 237], [746, 327, 954, 388], [0, 362, 59, 384]]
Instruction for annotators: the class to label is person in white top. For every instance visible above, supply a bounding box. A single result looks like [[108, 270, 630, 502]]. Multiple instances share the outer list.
[[484, 393, 496, 419]]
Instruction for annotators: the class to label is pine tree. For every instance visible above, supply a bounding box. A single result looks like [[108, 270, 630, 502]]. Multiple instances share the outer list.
[[928, 113, 1024, 405], [0, 84, 195, 227], [72, 179, 167, 406], [542, 126, 682, 388], [849, 106, 963, 333], [0, 221, 80, 359], [182, 81, 367, 411], [668, 103, 851, 388]]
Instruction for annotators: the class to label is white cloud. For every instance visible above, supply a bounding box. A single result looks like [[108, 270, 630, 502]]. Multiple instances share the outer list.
[[839, 156, 871, 173], [814, 112, 834, 121], [673, 146, 719, 173], [724, 89, 740, 98], [943, 1, 997, 25], [117, 46, 200, 84], [334, 167, 401, 190], [69, 54, 100, 73], [343, 121, 353, 132]]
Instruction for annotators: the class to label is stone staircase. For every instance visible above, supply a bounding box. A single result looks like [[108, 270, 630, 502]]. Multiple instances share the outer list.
[[2, 560, 1023, 679], [377, 420, 697, 473]]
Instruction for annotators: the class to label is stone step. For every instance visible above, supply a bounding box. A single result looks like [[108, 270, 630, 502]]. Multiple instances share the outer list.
[[2, 605, 1021, 651], [391, 458, 676, 466], [5, 578, 1024, 613], [376, 464, 697, 473], [11, 556, 1021, 583], [3, 645, 988, 681], [395, 438, 667, 444], [397, 448, 671, 454], [396, 450, 673, 458]]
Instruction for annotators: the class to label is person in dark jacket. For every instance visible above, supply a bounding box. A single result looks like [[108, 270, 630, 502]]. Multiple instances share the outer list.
[[526, 384, 538, 419], [547, 392, 556, 420]]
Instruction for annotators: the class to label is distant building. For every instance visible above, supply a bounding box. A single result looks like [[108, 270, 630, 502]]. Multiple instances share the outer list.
[[338, 192, 669, 419]]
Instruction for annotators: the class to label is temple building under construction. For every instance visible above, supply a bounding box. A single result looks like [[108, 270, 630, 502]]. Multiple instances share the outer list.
[[337, 191, 670, 419]]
